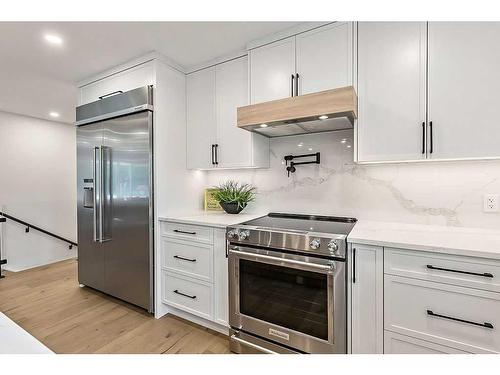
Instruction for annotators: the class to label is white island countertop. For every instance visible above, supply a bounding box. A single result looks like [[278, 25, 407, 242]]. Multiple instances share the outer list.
[[158, 212, 266, 229], [348, 220, 500, 260]]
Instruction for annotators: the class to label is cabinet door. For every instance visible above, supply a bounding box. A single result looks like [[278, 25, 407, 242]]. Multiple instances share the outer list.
[[79, 62, 154, 105], [350, 243, 384, 353], [249, 36, 296, 104], [357, 22, 427, 162], [216, 56, 253, 168], [428, 22, 500, 160], [296, 22, 353, 95], [186, 67, 217, 169], [213, 229, 228, 326]]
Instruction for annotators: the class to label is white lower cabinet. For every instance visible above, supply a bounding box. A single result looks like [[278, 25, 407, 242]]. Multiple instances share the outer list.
[[384, 331, 470, 354], [384, 274, 500, 354], [159, 220, 228, 332], [349, 242, 500, 354], [349, 243, 384, 353], [213, 229, 229, 326], [162, 271, 213, 321]]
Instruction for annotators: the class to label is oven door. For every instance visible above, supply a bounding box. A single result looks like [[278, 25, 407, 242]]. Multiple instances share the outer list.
[[228, 245, 346, 354]]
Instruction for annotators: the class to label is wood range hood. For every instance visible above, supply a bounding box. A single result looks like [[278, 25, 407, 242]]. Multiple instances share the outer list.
[[237, 86, 358, 138]]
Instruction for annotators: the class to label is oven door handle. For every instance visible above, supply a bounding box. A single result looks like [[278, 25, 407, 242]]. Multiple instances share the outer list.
[[229, 249, 335, 273]]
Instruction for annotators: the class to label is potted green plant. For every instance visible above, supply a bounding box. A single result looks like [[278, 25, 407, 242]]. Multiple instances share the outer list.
[[212, 181, 256, 214]]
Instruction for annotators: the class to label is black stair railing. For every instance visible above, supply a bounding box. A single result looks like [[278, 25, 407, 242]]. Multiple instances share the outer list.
[[0, 216, 5, 278], [0, 211, 77, 250]]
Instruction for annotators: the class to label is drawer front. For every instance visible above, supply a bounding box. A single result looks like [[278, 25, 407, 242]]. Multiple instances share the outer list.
[[79, 62, 154, 105], [384, 331, 470, 354], [385, 275, 500, 353], [162, 271, 213, 320], [161, 238, 213, 282], [385, 247, 500, 292], [161, 221, 213, 244]]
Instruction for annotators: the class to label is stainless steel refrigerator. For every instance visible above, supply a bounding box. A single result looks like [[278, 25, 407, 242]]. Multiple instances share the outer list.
[[76, 86, 154, 312]]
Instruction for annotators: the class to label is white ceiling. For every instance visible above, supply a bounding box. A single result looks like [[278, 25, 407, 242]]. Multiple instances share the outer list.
[[0, 22, 300, 124]]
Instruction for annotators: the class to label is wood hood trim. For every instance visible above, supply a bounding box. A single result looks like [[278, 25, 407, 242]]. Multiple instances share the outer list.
[[237, 86, 358, 129]]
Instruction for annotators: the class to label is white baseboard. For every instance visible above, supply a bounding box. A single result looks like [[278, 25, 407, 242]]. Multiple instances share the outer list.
[[161, 304, 229, 336]]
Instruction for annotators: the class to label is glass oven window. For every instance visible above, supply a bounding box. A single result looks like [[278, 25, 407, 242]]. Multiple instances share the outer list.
[[239, 259, 328, 340]]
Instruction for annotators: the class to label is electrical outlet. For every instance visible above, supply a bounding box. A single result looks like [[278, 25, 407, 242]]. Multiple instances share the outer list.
[[484, 194, 499, 213]]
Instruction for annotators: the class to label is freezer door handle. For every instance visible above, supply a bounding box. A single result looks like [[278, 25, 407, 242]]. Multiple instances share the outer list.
[[93, 146, 100, 242], [100, 146, 112, 243]]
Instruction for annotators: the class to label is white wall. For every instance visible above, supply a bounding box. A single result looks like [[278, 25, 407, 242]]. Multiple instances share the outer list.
[[205, 130, 500, 230], [0, 110, 77, 271]]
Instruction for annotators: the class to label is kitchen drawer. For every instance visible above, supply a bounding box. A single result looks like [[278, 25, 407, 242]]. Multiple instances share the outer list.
[[160, 221, 213, 244], [79, 62, 154, 105], [385, 247, 500, 293], [384, 331, 470, 354], [385, 275, 500, 353], [162, 271, 213, 321], [161, 238, 213, 282]]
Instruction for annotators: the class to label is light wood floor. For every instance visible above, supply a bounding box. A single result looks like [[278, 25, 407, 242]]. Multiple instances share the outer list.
[[0, 259, 230, 354]]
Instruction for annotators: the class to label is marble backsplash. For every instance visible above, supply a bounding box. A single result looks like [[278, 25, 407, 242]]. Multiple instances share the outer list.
[[205, 130, 500, 230]]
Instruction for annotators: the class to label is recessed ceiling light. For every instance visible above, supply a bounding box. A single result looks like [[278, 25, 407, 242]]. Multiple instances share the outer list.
[[44, 34, 63, 45], [347, 145, 352, 148], [298, 143, 303, 147], [49, 112, 60, 118], [259, 123, 268, 128], [318, 115, 329, 120], [341, 138, 347, 144]]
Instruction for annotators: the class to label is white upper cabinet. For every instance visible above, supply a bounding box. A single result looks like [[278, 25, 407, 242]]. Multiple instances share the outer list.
[[357, 22, 427, 162], [187, 56, 269, 170], [186, 67, 217, 170], [427, 22, 500, 160], [249, 37, 296, 104], [296, 22, 353, 95], [79, 62, 155, 105], [216, 56, 252, 168], [250, 23, 353, 103]]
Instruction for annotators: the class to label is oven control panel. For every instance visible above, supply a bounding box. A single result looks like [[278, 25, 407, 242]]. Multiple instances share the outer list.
[[226, 226, 347, 259]]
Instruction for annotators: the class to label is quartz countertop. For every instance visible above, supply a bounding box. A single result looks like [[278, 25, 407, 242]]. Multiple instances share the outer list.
[[158, 212, 266, 229], [348, 220, 500, 260]]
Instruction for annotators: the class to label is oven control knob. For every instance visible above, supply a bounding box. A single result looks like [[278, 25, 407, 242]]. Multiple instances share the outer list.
[[227, 229, 238, 239], [328, 240, 339, 253], [309, 238, 321, 250], [238, 230, 250, 241]]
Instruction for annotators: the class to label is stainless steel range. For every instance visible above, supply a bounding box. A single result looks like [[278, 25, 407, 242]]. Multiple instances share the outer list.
[[227, 213, 357, 354]]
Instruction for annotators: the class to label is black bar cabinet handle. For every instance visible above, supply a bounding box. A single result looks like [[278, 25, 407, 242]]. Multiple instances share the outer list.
[[295, 73, 299, 97], [427, 310, 493, 329], [429, 121, 433, 154], [173, 255, 197, 262], [173, 229, 197, 235], [352, 248, 356, 284], [421, 122, 425, 154], [98, 90, 123, 100], [215, 144, 219, 165], [291, 74, 295, 97], [174, 290, 197, 299], [426, 264, 493, 278], [211, 144, 215, 165]]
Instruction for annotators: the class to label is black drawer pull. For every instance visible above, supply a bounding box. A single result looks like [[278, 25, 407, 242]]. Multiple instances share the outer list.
[[173, 290, 196, 299], [426, 264, 493, 278], [173, 255, 197, 262], [173, 229, 197, 235], [427, 310, 493, 329]]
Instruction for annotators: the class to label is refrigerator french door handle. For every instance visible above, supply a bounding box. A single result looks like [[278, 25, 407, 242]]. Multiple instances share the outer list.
[[99, 146, 104, 243], [93, 146, 99, 242]]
